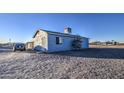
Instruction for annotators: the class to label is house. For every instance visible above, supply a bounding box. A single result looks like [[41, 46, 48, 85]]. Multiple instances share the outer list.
[[26, 42, 34, 50], [28, 27, 89, 52]]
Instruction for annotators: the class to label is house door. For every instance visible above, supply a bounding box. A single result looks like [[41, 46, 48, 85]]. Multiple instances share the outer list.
[[41, 37, 46, 47]]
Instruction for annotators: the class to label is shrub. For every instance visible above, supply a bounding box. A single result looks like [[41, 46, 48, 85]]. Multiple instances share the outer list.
[[72, 36, 82, 50]]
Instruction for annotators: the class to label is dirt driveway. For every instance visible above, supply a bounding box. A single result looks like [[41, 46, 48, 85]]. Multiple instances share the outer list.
[[0, 48, 124, 79]]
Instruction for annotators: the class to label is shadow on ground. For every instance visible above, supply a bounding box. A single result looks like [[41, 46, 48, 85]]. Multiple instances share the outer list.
[[51, 48, 124, 59]]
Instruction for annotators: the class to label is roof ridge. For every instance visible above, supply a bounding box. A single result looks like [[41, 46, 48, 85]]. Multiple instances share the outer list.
[[39, 29, 76, 35], [33, 29, 89, 39]]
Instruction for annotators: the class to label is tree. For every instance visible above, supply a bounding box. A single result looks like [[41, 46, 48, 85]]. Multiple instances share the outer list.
[[72, 36, 82, 50]]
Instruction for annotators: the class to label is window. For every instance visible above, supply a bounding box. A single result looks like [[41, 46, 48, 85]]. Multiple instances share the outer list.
[[56, 37, 63, 44]]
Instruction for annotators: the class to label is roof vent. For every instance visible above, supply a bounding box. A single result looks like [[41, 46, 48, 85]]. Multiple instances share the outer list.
[[64, 27, 72, 34]]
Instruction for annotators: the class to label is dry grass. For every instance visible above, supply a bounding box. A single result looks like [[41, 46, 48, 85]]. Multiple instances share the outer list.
[[90, 45, 124, 48], [0, 46, 124, 79]]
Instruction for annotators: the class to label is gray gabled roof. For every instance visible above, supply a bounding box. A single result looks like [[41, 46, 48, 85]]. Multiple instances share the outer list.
[[33, 29, 89, 39]]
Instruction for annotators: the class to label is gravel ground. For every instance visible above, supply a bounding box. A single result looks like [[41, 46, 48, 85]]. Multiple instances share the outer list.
[[0, 48, 124, 79]]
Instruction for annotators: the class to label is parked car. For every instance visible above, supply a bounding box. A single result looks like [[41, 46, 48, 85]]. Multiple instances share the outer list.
[[13, 43, 26, 51]]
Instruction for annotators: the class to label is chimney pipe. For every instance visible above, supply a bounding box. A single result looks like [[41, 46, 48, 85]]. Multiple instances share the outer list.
[[64, 27, 72, 34]]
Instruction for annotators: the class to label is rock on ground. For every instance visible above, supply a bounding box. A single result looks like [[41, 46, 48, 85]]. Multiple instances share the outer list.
[[0, 48, 124, 79]]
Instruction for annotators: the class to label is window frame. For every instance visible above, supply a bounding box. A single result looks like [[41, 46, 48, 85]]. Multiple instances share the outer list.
[[56, 36, 63, 45]]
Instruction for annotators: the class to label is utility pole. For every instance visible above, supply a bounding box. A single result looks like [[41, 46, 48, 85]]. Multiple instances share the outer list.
[[9, 38, 11, 42], [9, 38, 11, 46]]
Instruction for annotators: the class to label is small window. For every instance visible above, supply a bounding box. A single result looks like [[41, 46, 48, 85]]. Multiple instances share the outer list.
[[56, 37, 63, 44]]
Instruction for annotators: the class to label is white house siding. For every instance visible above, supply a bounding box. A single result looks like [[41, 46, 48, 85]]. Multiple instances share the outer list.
[[32, 30, 89, 52], [48, 34, 74, 52], [81, 38, 89, 48], [33, 30, 48, 50]]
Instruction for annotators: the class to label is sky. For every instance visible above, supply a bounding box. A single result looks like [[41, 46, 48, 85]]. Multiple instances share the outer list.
[[0, 13, 124, 43]]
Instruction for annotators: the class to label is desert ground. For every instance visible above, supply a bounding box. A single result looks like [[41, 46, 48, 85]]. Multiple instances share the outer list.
[[0, 45, 124, 79]]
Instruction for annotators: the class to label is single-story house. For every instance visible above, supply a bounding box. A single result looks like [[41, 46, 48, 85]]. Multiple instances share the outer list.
[[27, 27, 89, 52]]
